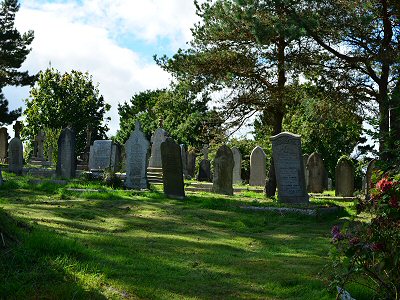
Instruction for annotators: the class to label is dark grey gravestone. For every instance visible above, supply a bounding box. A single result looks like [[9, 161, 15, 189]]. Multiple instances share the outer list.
[[271, 132, 309, 204], [8, 121, 23, 174], [335, 158, 354, 197], [187, 150, 196, 178], [249, 146, 266, 186], [303, 154, 309, 188], [56, 127, 76, 178], [125, 121, 150, 189], [307, 152, 325, 193], [212, 145, 234, 195], [149, 128, 168, 168], [197, 145, 211, 181], [365, 159, 377, 199], [161, 138, 185, 199], [180, 144, 188, 177], [88, 140, 113, 171], [231, 147, 242, 184], [110, 143, 121, 172], [0, 127, 8, 161]]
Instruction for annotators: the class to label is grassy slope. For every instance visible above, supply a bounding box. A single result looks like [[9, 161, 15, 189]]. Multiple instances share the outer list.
[[0, 174, 355, 299]]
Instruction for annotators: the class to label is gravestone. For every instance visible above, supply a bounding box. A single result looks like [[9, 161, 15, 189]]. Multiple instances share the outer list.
[[161, 138, 185, 199], [365, 159, 377, 198], [303, 154, 309, 188], [0, 127, 8, 162], [82, 126, 92, 163], [8, 121, 23, 174], [110, 143, 121, 172], [56, 127, 76, 178], [249, 146, 266, 186], [335, 157, 354, 197], [187, 150, 196, 178], [197, 144, 211, 181], [35, 130, 46, 160], [271, 132, 309, 203], [212, 145, 234, 195], [307, 152, 325, 193], [125, 121, 150, 189], [180, 144, 188, 177], [88, 140, 113, 171], [231, 147, 242, 184], [149, 128, 168, 168], [48, 146, 54, 163]]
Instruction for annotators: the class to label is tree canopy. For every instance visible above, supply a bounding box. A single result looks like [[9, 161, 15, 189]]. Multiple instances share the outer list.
[[23, 68, 110, 155], [0, 0, 34, 125]]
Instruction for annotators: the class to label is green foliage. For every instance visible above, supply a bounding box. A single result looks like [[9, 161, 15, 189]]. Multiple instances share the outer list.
[[115, 83, 224, 149], [282, 86, 363, 179], [23, 68, 110, 154], [330, 174, 400, 299], [43, 127, 61, 165], [0, 0, 34, 125]]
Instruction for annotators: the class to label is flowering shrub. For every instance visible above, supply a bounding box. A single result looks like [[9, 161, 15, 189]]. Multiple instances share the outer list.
[[330, 175, 400, 299]]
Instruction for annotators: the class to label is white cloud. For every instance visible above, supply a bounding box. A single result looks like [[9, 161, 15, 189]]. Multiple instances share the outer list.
[[4, 0, 202, 135]]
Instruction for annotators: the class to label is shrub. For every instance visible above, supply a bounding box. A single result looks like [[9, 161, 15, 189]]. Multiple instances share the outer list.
[[329, 174, 400, 299]]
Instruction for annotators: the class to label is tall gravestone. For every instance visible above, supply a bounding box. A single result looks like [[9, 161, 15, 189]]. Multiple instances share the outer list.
[[249, 146, 266, 186], [307, 152, 325, 193], [149, 128, 168, 168], [365, 159, 377, 199], [187, 150, 196, 178], [271, 132, 309, 203], [180, 144, 188, 177], [88, 140, 113, 171], [303, 154, 309, 188], [125, 121, 150, 189], [161, 138, 185, 199], [0, 127, 8, 162], [8, 121, 23, 175], [231, 147, 242, 184], [197, 144, 212, 181], [110, 143, 121, 172], [335, 157, 355, 197], [35, 130, 45, 160], [56, 127, 76, 178], [212, 145, 234, 195]]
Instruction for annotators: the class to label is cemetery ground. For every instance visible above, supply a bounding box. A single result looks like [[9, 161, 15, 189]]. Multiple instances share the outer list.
[[0, 173, 368, 300]]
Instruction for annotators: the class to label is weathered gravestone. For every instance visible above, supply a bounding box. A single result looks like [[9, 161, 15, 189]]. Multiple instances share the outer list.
[[161, 138, 185, 199], [8, 121, 23, 174], [89, 140, 113, 171], [249, 146, 266, 186], [303, 154, 309, 188], [125, 121, 150, 189], [197, 144, 211, 181], [212, 145, 234, 195], [187, 150, 196, 178], [365, 159, 377, 199], [110, 143, 121, 172], [271, 132, 309, 204], [149, 128, 168, 168], [231, 147, 242, 184], [335, 157, 355, 197], [307, 152, 325, 193], [180, 144, 188, 177], [56, 127, 76, 178], [0, 127, 8, 162], [35, 130, 45, 160]]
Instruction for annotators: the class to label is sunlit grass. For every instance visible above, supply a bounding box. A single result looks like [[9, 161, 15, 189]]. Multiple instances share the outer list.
[[0, 172, 367, 299]]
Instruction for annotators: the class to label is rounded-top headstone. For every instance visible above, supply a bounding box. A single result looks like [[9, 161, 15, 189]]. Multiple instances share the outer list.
[[149, 128, 168, 168], [0, 127, 8, 160], [8, 137, 23, 174], [231, 147, 242, 184], [307, 152, 325, 193], [212, 145, 234, 195], [335, 157, 354, 197], [270, 132, 309, 204], [249, 146, 266, 186]]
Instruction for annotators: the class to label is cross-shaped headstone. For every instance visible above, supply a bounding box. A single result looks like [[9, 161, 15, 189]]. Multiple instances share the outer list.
[[13, 121, 22, 138]]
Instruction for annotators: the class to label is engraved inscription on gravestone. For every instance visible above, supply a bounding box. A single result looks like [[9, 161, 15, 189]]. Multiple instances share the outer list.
[[271, 132, 309, 203], [89, 140, 113, 170]]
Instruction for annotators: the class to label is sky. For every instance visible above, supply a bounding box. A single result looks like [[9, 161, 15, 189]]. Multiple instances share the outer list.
[[3, 0, 203, 136]]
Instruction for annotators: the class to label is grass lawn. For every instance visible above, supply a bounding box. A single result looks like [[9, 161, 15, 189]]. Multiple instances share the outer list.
[[0, 173, 359, 299]]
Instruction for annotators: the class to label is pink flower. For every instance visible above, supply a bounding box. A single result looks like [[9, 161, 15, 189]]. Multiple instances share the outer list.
[[371, 243, 384, 252], [376, 178, 393, 193]]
